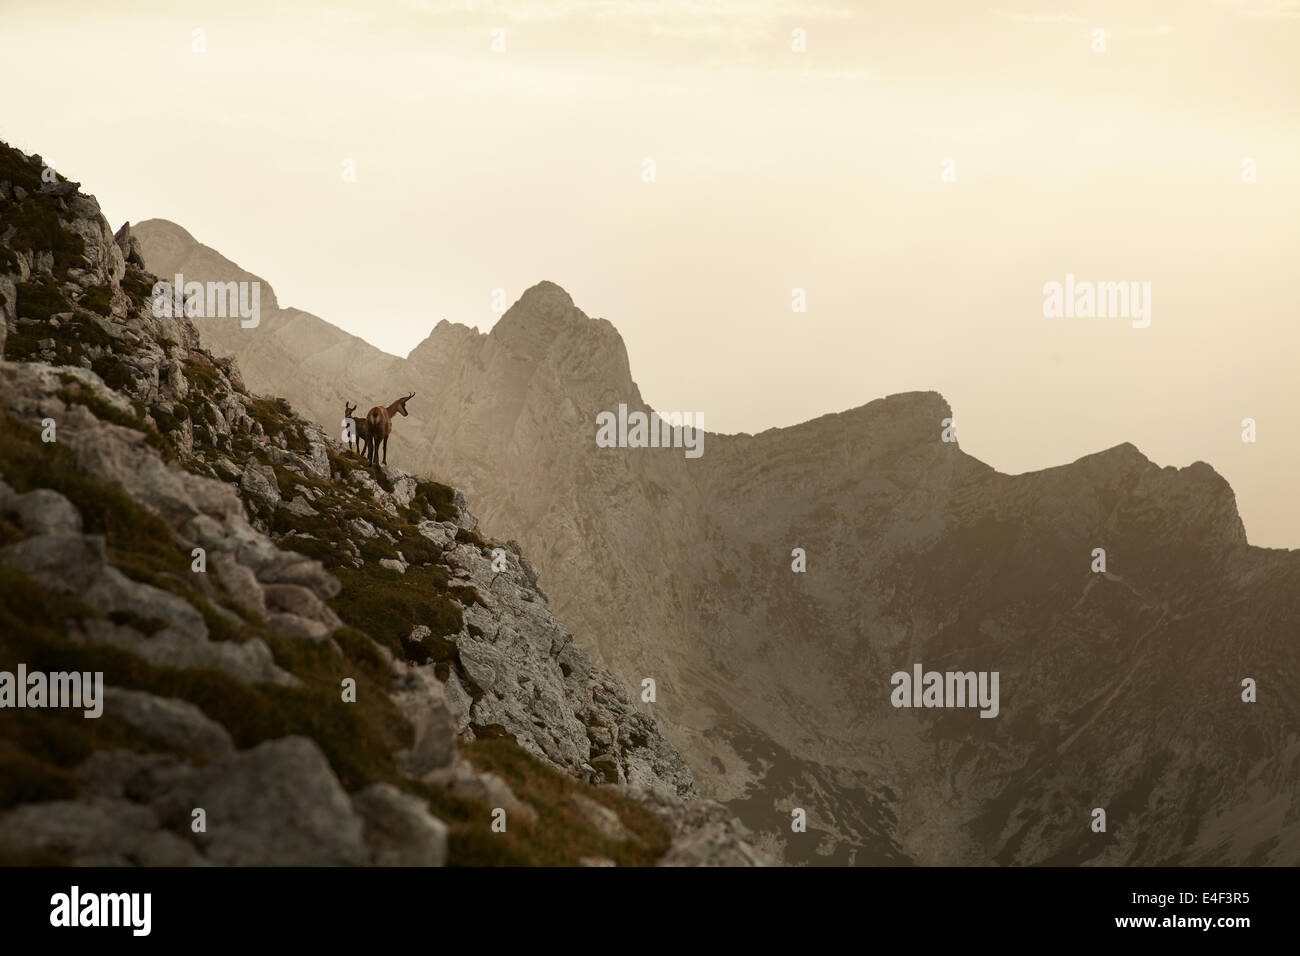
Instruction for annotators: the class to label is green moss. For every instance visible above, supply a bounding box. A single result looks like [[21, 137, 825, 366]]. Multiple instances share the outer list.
[[456, 527, 490, 551], [330, 564, 465, 659], [148, 405, 185, 437], [412, 480, 459, 523], [0, 141, 44, 193], [0, 564, 412, 797], [7, 292, 123, 373], [451, 585, 486, 608], [120, 267, 155, 313], [245, 396, 292, 438], [358, 536, 399, 562], [275, 535, 337, 565], [0, 195, 85, 275], [0, 752, 78, 812], [80, 284, 113, 315], [403, 630, 458, 667], [182, 354, 224, 395], [457, 737, 672, 866], [0, 410, 251, 635], [326, 448, 354, 478], [108, 610, 170, 636], [330, 626, 391, 682], [14, 279, 71, 322], [90, 354, 134, 392], [3, 325, 43, 361], [0, 515, 28, 548], [0, 569, 173, 801], [1, 410, 174, 568]]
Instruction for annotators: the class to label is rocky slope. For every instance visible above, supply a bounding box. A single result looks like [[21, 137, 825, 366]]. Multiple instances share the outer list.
[[133, 219, 1300, 866], [0, 142, 767, 866]]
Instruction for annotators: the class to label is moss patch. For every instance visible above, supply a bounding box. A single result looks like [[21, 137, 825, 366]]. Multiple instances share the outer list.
[[330, 564, 465, 659], [456, 737, 672, 866]]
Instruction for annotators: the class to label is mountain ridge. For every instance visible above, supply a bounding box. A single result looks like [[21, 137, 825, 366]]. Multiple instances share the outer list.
[[130, 217, 1298, 867], [130, 220, 1263, 514]]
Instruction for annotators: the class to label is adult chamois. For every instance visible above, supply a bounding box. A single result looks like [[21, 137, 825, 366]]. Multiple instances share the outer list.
[[343, 402, 373, 459], [365, 392, 414, 466]]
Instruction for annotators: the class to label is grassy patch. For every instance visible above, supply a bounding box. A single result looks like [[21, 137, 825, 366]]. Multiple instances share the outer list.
[[0, 195, 85, 275], [0, 515, 28, 548], [54, 383, 175, 459], [412, 480, 459, 523], [120, 267, 155, 313], [0, 564, 412, 797], [0, 410, 252, 634], [182, 354, 225, 395], [90, 353, 134, 392], [0, 752, 78, 813], [0, 141, 45, 193], [245, 396, 292, 438], [330, 564, 465, 659], [456, 737, 672, 866], [14, 279, 72, 322], [80, 284, 113, 315]]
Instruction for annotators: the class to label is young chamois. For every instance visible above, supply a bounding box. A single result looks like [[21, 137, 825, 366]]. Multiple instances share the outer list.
[[365, 392, 414, 466], [343, 402, 373, 459]]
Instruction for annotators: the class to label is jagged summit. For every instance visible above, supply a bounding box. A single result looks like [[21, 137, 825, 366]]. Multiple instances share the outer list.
[[490, 279, 622, 357], [513, 279, 575, 312]]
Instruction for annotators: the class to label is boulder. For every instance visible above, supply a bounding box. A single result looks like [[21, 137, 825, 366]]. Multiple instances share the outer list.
[[351, 783, 448, 867], [102, 687, 235, 760], [150, 737, 368, 866], [239, 463, 280, 511]]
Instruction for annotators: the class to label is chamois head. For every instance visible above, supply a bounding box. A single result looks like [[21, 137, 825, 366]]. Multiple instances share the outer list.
[[395, 392, 414, 416], [344, 401, 357, 419]]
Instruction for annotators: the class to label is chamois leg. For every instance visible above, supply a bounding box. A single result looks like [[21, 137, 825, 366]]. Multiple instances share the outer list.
[[381, 435, 388, 466]]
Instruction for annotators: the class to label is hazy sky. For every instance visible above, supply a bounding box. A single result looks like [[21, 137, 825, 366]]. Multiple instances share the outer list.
[[3, 1, 1298, 545]]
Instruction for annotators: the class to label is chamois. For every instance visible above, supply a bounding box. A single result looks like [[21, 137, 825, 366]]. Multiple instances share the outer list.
[[343, 402, 373, 459], [365, 392, 414, 466]]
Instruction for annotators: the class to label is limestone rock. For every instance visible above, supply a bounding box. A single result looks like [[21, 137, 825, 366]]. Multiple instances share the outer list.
[[351, 783, 448, 867]]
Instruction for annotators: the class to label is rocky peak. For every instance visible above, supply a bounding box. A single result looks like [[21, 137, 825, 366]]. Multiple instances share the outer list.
[[489, 281, 629, 373], [405, 318, 484, 371], [132, 217, 281, 314]]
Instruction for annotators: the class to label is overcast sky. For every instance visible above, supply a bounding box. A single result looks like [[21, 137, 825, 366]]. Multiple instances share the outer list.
[[3, 0, 1298, 545]]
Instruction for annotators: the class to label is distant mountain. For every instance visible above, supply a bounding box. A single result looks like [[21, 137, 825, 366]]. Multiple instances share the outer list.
[[133, 220, 1300, 866]]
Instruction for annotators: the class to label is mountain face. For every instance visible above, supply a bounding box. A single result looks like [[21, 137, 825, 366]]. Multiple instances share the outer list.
[[0, 144, 768, 866], [133, 226, 1300, 865]]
